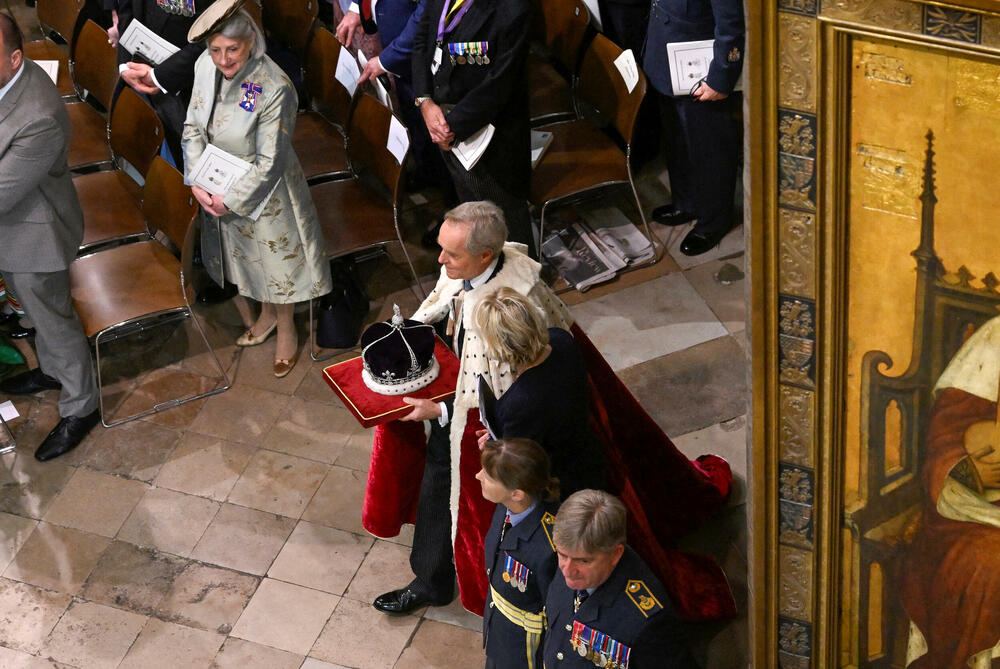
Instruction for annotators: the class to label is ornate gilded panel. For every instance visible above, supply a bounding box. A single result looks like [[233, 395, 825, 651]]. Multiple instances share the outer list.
[[981, 14, 1000, 48], [779, 209, 816, 296], [780, 0, 819, 17], [922, 5, 981, 43], [779, 385, 814, 467], [779, 545, 814, 620], [778, 111, 817, 212], [820, 0, 922, 31], [778, 617, 813, 668], [779, 13, 818, 112], [778, 294, 816, 389], [779, 463, 815, 550]]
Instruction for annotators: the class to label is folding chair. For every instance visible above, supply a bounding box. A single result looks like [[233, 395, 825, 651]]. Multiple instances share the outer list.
[[530, 33, 659, 267], [306, 93, 425, 361], [293, 26, 351, 184], [261, 0, 317, 59], [76, 86, 165, 254], [66, 19, 120, 172], [528, 0, 591, 126], [69, 158, 231, 427], [22, 0, 86, 98]]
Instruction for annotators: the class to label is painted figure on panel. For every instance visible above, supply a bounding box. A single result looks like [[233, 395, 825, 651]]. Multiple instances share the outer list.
[[900, 319, 1000, 668]]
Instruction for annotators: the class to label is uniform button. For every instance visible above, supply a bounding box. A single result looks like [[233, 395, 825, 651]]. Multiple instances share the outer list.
[[565, 624, 572, 631], [556, 652, 564, 660], [489, 601, 495, 608], [487, 568, 491, 575]]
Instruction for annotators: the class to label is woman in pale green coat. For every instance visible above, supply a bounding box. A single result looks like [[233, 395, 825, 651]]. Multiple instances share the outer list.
[[182, 5, 331, 377]]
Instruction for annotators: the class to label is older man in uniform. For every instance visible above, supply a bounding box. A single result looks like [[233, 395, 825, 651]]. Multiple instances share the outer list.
[[544, 489, 697, 667], [370, 200, 572, 615], [0, 14, 100, 461]]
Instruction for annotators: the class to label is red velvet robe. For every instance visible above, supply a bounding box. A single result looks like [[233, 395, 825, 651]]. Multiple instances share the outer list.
[[363, 325, 736, 620], [901, 387, 1000, 667]]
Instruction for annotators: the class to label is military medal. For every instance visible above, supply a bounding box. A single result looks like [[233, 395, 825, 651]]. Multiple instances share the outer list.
[[473, 42, 482, 65], [482, 40, 490, 64], [502, 554, 513, 584], [457, 43, 466, 65]]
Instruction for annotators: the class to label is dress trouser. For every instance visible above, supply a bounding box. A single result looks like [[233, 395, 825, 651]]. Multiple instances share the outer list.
[[2, 270, 99, 418], [659, 91, 741, 236], [149, 91, 188, 169], [409, 418, 457, 598]]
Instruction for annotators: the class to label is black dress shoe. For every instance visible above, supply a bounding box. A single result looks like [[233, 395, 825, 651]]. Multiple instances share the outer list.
[[651, 204, 696, 227], [7, 324, 35, 339], [35, 410, 100, 461], [680, 227, 730, 257], [372, 587, 451, 615], [196, 282, 237, 305], [0, 368, 62, 395]]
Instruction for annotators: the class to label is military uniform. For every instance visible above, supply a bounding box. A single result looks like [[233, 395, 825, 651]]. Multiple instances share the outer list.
[[543, 547, 697, 668], [483, 502, 559, 669]]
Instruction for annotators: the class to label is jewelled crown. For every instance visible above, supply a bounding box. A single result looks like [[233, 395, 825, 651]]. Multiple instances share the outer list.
[[360, 305, 440, 396]]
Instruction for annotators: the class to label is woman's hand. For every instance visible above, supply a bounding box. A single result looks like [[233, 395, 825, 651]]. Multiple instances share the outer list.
[[206, 193, 229, 217], [476, 429, 489, 451], [192, 186, 229, 217]]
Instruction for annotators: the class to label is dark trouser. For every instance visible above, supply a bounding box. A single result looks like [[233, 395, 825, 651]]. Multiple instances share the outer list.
[[396, 79, 450, 189], [659, 91, 741, 236], [596, 0, 649, 54], [148, 91, 188, 170], [409, 419, 456, 598]]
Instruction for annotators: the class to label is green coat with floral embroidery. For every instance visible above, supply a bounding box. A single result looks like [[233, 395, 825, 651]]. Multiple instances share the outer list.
[[182, 51, 331, 304]]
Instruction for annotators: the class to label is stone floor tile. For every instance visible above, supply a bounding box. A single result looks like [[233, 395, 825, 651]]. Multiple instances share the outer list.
[[230, 577, 339, 655], [3, 522, 109, 594], [114, 367, 217, 429], [118, 487, 220, 557], [684, 258, 747, 334], [334, 432, 374, 472], [0, 511, 36, 572], [570, 272, 728, 371], [264, 397, 358, 463], [118, 618, 224, 669], [300, 466, 368, 535], [233, 339, 312, 395], [343, 539, 415, 605], [153, 432, 256, 501], [310, 597, 418, 669], [393, 619, 485, 669], [381, 523, 415, 548], [41, 468, 148, 537], [43, 600, 147, 669], [188, 384, 286, 445], [77, 416, 181, 482], [300, 658, 351, 669], [660, 222, 745, 270], [155, 562, 259, 634], [0, 577, 72, 654], [293, 361, 349, 404], [227, 450, 327, 518], [0, 452, 74, 519], [0, 645, 75, 668], [672, 415, 748, 504], [190, 503, 296, 575], [80, 541, 187, 616], [618, 336, 747, 437], [209, 638, 303, 669], [422, 594, 483, 632], [267, 521, 373, 595], [4, 399, 65, 458]]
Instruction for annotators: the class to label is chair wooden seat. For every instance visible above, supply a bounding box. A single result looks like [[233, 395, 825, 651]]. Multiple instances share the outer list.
[[294, 111, 349, 182], [23, 41, 74, 97], [66, 20, 121, 172], [71, 241, 184, 336], [65, 101, 111, 170], [528, 56, 574, 123], [76, 171, 146, 251], [530, 119, 628, 204], [310, 178, 397, 255]]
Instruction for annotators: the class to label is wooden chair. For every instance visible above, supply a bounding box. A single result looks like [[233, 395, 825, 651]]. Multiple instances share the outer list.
[[23, 0, 86, 98], [530, 33, 658, 265], [261, 0, 317, 59], [66, 19, 120, 172], [75, 87, 165, 254], [306, 93, 425, 360], [528, 0, 591, 126], [70, 157, 231, 427], [293, 27, 351, 184]]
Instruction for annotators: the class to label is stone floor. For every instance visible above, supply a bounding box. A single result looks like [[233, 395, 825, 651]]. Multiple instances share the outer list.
[[1, 6, 748, 666]]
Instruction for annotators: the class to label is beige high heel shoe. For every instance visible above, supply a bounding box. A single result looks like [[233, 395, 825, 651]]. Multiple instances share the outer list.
[[236, 320, 277, 347], [273, 352, 299, 378]]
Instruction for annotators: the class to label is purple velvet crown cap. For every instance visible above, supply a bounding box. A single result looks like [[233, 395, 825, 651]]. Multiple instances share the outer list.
[[360, 305, 440, 396]]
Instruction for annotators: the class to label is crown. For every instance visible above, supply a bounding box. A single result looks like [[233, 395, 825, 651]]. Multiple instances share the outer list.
[[360, 305, 440, 395]]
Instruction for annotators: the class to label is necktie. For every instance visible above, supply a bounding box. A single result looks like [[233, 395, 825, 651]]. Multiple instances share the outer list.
[[463, 279, 473, 291], [359, 0, 378, 34], [500, 514, 512, 541]]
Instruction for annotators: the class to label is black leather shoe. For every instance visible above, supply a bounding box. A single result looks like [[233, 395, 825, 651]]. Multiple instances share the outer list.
[[372, 587, 451, 615], [7, 324, 35, 339], [196, 282, 237, 305], [35, 410, 100, 461], [680, 227, 730, 257], [0, 368, 62, 395], [651, 204, 696, 227]]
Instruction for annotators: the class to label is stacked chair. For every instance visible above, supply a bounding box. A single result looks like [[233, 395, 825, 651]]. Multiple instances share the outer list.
[[65, 19, 120, 172], [261, 0, 318, 60], [528, 0, 591, 126], [22, 0, 86, 98]]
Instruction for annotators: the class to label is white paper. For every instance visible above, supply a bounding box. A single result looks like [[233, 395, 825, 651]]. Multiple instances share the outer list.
[[451, 124, 495, 171], [120, 18, 180, 65], [35, 59, 59, 84], [530, 129, 553, 170], [189, 144, 253, 196], [613, 49, 639, 94], [0, 401, 19, 422], [335, 45, 361, 97], [387, 115, 409, 165], [431, 45, 442, 76], [666, 39, 743, 96]]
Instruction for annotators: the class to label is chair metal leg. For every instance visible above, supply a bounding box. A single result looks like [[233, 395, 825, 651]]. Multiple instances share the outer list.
[[0, 414, 15, 455], [308, 296, 352, 363]]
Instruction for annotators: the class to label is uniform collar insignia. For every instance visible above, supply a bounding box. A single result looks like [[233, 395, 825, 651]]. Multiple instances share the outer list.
[[540, 512, 556, 552]]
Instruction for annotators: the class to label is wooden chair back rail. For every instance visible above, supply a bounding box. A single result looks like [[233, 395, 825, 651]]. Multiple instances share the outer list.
[[261, 0, 318, 57], [577, 33, 646, 144], [534, 0, 591, 73], [36, 0, 86, 44], [71, 19, 120, 111], [243, 0, 264, 29], [142, 157, 198, 251], [347, 94, 405, 199], [304, 27, 353, 128], [109, 87, 164, 177]]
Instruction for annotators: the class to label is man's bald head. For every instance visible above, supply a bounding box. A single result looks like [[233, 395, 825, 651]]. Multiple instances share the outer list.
[[0, 13, 22, 58]]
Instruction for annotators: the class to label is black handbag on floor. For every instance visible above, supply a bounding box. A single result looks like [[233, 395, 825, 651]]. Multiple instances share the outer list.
[[316, 260, 369, 349]]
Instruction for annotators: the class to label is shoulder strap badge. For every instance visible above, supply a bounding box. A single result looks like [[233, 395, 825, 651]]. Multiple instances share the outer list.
[[540, 512, 556, 552], [626, 579, 663, 618]]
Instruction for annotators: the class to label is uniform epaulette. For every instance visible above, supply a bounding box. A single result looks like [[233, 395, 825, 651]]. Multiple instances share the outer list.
[[540, 512, 556, 551], [625, 579, 663, 618]]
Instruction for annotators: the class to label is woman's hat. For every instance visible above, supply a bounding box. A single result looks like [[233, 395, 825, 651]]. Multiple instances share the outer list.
[[188, 0, 247, 43]]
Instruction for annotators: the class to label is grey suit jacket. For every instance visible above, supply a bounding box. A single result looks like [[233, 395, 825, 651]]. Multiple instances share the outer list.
[[0, 59, 84, 273]]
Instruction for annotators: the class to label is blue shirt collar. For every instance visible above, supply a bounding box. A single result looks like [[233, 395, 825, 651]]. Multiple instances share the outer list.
[[505, 501, 537, 527], [0, 62, 25, 103]]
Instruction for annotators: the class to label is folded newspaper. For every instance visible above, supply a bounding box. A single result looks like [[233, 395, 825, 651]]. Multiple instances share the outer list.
[[542, 209, 654, 290]]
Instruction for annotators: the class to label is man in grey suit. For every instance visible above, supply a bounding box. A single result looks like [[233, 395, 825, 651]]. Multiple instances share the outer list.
[[0, 14, 100, 461]]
